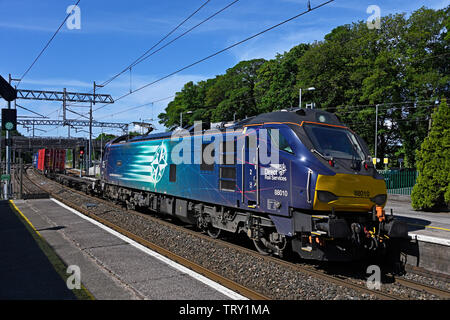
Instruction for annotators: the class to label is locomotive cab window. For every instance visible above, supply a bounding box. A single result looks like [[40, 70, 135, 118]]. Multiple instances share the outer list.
[[267, 128, 294, 154], [303, 124, 365, 160]]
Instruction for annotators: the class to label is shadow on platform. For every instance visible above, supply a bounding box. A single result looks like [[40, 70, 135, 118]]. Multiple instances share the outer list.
[[394, 216, 432, 232], [0, 201, 76, 300]]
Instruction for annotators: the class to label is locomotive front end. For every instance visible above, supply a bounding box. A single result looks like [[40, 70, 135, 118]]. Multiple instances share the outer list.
[[313, 173, 387, 212], [288, 110, 408, 260]]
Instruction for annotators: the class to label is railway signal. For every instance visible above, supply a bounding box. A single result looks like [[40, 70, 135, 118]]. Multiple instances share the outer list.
[[0, 75, 17, 102], [0, 74, 18, 200], [2, 108, 17, 131], [79, 146, 85, 177]]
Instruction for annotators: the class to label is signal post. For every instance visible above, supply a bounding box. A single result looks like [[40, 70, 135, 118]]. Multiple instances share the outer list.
[[0, 74, 18, 199]]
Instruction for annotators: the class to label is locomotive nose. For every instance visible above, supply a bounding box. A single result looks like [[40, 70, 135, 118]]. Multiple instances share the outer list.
[[313, 173, 387, 212]]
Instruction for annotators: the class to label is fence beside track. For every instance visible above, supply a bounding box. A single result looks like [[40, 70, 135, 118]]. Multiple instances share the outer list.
[[378, 169, 418, 196]]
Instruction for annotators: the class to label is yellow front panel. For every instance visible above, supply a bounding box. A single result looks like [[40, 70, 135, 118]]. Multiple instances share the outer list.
[[313, 173, 387, 212]]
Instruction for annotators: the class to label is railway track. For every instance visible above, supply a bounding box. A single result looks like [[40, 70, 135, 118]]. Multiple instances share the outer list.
[[11, 164, 49, 199], [23, 169, 268, 300], [25, 169, 450, 300], [393, 277, 450, 299]]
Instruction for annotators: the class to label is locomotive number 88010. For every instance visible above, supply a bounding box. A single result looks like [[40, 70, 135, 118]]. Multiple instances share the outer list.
[[94, 108, 408, 261]]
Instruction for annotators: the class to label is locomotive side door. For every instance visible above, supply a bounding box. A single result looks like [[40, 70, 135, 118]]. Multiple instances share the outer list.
[[241, 128, 259, 208], [258, 126, 292, 216], [101, 145, 111, 178]]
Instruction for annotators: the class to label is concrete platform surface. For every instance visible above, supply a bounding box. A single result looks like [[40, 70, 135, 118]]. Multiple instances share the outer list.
[[384, 198, 449, 274], [0, 201, 76, 300], [385, 199, 450, 245], [12, 198, 241, 300]]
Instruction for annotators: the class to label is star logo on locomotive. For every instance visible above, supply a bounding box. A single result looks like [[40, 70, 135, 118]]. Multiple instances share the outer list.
[[149, 143, 168, 183]]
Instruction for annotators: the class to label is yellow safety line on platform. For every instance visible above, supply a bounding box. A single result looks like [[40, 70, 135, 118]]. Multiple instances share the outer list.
[[8, 200, 95, 300], [9, 200, 42, 237], [407, 222, 450, 232]]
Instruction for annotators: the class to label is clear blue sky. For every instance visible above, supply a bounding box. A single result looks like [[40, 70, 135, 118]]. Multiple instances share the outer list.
[[0, 0, 448, 138]]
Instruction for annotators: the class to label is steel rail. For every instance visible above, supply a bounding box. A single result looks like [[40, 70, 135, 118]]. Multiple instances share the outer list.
[[25, 169, 268, 300], [12, 164, 48, 198], [26, 169, 443, 301], [393, 278, 450, 299]]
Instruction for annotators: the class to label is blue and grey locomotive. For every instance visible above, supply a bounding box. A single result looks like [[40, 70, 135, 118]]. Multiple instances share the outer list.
[[98, 108, 407, 261]]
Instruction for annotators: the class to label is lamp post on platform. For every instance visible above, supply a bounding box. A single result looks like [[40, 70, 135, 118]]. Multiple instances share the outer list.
[[299, 87, 315, 108], [180, 110, 193, 127]]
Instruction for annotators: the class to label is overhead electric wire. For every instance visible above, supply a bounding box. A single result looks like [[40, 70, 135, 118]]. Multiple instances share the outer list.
[[42, 95, 174, 134], [16, 0, 82, 88], [17, 0, 212, 134], [126, 0, 241, 73], [97, 95, 175, 120], [408, 51, 450, 62], [349, 118, 430, 127], [321, 99, 438, 111], [331, 104, 436, 115], [43, 107, 61, 118], [95, 0, 335, 113], [98, 0, 213, 88], [100, 96, 436, 125], [40, 1, 212, 134], [66, 107, 90, 120], [15, 104, 48, 118], [71, 0, 224, 123], [87, 1, 242, 122]]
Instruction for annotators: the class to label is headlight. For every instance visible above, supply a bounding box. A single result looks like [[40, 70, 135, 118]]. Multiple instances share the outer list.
[[371, 194, 387, 205], [317, 190, 339, 203]]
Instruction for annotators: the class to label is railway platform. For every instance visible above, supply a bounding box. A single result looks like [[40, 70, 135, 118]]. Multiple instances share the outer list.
[[8, 198, 242, 300], [0, 200, 77, 300], [386, 198, 450, 243], [385, 197, 450, 275]]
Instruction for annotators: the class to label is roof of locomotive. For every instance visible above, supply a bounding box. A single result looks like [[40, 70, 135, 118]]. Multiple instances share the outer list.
[[240, 108, 343, 127], [108, 108, 344, 145]]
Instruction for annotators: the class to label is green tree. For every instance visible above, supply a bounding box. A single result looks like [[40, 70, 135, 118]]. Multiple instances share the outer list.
[[296, 16, 412, 164], [1, 129, 22, 136], [158, 81, 200, 128], [158, 59, 266, 127], [128, 131, 142, 138], [157, 5, 447, 171], [255, 44, 310, 112], [295, 9, 447, 167], [208, 59, 266, 122], [95, 133, 117, 142], [398, 6, 449, 166], [158, 79, 217, 128], [411, 100, 450, 210]]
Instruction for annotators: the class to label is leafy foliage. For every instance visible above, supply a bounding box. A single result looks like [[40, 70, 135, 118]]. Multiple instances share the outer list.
[[158, 6, 448, 170], [95, 133, 117, 142], [411, 100, 450, 210]]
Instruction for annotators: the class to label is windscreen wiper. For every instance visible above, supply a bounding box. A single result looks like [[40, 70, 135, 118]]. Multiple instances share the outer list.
[[310, 148, 333, 161], [350, 143, 362, 171]]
